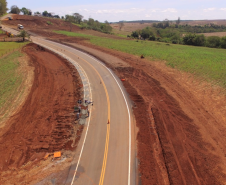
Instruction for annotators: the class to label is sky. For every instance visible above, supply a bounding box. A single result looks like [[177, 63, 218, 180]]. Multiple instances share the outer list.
[[7, 0, 226, 22]]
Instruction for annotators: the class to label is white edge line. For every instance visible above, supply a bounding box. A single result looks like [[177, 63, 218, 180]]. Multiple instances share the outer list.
[[31, 39, 93, 185], [35, 39, 131, 185]]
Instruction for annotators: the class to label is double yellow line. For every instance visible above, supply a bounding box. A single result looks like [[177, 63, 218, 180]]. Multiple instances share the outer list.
[[44, 42, 111, 185]]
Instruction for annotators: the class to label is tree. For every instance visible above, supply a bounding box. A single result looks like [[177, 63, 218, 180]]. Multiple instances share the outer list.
[[73, 13, 83, 24], [42, 10, 48, 17], [61, 16, 65, 20], [65, 15, 75, 31], [0, 0, 8, 16], [176, 17, 180, 25], [131, 31, 139, 38], [20, 7, 28, 15], [119, 21, 124, 31], [10, 5, 20, 14], [17, 30, 30, 42]]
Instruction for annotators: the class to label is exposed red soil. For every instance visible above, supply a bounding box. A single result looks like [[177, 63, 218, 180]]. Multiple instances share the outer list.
[[0, 43, 82, 184], [2, 14, 81, 32]]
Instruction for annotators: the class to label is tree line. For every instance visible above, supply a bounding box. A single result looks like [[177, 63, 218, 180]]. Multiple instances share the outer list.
[[130, 26, 226, 49]]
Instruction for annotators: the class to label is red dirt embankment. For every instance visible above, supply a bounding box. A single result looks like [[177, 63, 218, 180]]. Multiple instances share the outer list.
[[2, 14, 81, 32], [0, 43, 82, 183]]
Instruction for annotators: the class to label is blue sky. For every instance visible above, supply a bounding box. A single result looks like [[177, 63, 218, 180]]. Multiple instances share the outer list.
[[7, 0, 226, 22]]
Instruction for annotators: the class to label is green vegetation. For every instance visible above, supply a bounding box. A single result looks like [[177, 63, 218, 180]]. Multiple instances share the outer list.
[[0, 0, 8, 16], [0, 51, 23, 109], [17, 30, 30, 42], [46, 21, 53, 25], [54, 30, 93, 38], [55, 30, 226, 87], [131, 26, 226, 49], [0, 42, 27, 56]]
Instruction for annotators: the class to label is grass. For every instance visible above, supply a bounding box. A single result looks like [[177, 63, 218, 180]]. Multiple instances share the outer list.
[[47, 21, 53, 25], [54, 30, 93, 39], [72, 23, 82, 28], [0, 42, 27, 57], [0, 51, 23, 109], [0, 30, 3, 34], [55, 30, 226, 87]]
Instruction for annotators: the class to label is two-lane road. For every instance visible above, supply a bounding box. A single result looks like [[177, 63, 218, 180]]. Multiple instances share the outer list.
[[1, 25, 137, 185]]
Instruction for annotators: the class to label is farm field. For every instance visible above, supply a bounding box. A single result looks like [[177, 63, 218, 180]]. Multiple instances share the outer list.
[[200, 32, 226, 37], [111, 19, 226, 35], [55, 30, 226, 87]]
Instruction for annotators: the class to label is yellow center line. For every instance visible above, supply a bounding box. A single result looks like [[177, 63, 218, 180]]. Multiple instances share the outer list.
[[37, 40, 111, 185]]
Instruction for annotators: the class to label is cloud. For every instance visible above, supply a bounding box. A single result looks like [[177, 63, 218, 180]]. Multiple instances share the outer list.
[[203, 8, 216, 12], [161, 8, 178, 13], [220, 8, 226, 11]]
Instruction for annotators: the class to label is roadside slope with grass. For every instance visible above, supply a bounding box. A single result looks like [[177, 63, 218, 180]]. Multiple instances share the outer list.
[[55, 30, 226, 87], [0, 42, 33, 127]]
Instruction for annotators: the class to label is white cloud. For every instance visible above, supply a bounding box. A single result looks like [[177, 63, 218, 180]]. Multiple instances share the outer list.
[[161, 8, 178, 13], [220, 8, 226, 11], [203, 8, 216, 12]]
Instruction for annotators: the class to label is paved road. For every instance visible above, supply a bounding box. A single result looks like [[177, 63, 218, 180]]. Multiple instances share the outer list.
[[1, 24, 137, 185]]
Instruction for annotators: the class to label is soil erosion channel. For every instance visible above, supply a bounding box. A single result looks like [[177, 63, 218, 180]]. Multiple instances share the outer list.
[[0, 43, 82, 184]]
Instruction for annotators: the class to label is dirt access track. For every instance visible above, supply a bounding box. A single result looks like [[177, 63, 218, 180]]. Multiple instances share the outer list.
[[0, 43, 82, 184], [3, 15, 226, 184]]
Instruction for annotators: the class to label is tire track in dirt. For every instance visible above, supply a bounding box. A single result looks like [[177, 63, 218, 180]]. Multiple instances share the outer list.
[[0, 43, 82, 183]]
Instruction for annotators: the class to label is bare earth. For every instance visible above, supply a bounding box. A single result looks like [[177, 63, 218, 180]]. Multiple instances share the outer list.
[[0, 43, 83, 184], [2, 15, 226, 184]]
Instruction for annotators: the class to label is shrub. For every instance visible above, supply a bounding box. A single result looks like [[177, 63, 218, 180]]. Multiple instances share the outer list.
[[193, 34, 206, 46], [206, 36, 221, 48], [131, 31, 139, 38], [149, 35, 156, 41], [220, 36, 226, 48], [46, 21, 52, 25], [183, 33, 196, 45]]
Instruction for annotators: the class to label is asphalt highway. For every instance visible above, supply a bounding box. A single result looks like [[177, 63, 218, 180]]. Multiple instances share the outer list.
[[1, 24, 137, 185]]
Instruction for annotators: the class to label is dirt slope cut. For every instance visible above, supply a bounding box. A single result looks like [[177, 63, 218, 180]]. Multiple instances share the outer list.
[[2, 14, 80, 32], [0, 43, 82, 184]]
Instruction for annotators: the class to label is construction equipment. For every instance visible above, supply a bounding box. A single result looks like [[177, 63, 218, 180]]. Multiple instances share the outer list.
[[6, 31, 14, 37], [18, 24, 24, 29]]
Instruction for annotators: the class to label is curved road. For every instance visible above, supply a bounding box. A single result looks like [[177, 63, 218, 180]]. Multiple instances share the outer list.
[[1, 25, 137, 185]]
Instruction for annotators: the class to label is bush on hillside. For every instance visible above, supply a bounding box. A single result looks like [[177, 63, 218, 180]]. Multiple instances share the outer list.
[[220, 36, 226, 48], [193, 34, 206, 46], [206, 36, 221, 48]]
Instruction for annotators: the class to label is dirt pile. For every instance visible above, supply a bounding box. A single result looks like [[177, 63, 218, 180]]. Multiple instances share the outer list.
[[0, 43, 82, 183]]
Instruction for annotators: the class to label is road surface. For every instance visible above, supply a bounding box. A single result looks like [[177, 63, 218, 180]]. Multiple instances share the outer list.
[[1, 25, 137, 185]]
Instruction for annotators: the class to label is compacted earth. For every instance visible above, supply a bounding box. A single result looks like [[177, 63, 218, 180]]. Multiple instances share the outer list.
[[0, 43, 82, 184], [2, 15, 226, 185]]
